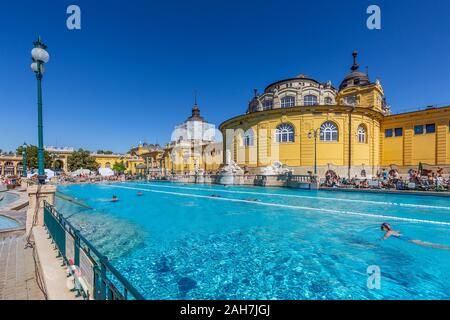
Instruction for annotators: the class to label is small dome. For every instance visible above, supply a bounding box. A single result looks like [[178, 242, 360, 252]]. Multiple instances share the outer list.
[[339, 51, 370, 90], [187, 103, 206, 122]]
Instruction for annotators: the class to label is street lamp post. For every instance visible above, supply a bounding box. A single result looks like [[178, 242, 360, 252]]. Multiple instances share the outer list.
[[22, 142, 27, 178], [31, 36, 50, 184], [308, 128, 321, 176]]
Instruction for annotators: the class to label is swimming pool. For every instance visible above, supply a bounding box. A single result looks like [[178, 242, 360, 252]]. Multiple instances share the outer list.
[[0, 215, 20, 230], [56, 182, 450, 300], [0, 192, 19, 208]]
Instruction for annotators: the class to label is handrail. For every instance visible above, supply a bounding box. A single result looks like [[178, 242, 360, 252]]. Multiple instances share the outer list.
[[43, 201, 145, 300]]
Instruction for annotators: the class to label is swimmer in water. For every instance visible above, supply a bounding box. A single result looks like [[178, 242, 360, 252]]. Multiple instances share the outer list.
[[111, 195, 118, 202], [210, 194, 221, 198], [137, 191, 144, 196], [381, 222, 450, 250], [245, 198, 259, 202]]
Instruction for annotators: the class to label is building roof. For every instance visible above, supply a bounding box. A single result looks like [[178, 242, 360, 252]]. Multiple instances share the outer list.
[[339, 51, 370, 90], [186, 103, 206, 122], [264, 74, 322, 93]]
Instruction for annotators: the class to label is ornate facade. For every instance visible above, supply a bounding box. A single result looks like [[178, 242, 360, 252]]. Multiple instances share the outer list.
[[219, 52, 450, 178]]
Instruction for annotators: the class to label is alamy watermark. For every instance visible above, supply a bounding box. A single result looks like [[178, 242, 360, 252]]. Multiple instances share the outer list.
[[367, 5, 381, 30], [66, 5, 81, 30], [367, 265, 381, 290]]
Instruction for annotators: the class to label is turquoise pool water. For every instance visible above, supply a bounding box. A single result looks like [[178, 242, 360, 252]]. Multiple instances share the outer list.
[[0, 215, 19, 230], [56, 182, 450, 300], [0, 192, 19, 208]]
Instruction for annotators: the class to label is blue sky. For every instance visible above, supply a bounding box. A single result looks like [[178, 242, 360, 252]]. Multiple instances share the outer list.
[[1, 0, 450, 153]]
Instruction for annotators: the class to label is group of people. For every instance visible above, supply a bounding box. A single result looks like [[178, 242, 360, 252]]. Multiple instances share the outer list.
[[322, 167, 449, 192]]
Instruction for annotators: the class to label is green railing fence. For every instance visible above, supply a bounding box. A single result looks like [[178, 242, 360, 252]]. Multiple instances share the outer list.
[[43, 201, 145, 300]]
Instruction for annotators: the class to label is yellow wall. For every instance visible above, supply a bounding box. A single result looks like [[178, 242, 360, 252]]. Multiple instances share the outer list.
[[221, 105, 382, 174], [381, 107, 450, 166], [93, 155, 144, 174]]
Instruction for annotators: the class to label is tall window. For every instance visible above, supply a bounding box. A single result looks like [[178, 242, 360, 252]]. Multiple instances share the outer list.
[[320, 121, 339, 141], [304, 95, 318, 106], [281, 96, 295, 108], [244, 129, 254, 147], [357, 125, 367, 143], [263, 99, 273, 110], [275, 124, 295, 143]]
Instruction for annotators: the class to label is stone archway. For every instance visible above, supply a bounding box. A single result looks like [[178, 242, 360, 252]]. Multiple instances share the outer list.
[[53, 159, 64, 173]]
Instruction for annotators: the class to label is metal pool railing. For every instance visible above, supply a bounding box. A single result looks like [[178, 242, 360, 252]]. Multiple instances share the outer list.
[[43, 201, 145, 300]]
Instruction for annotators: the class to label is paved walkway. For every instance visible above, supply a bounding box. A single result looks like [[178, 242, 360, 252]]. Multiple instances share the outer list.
[[0, 234, 45, 300]]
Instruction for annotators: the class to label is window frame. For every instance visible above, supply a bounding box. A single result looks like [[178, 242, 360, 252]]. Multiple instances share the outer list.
[[263, 99, 273, 110], [304, 95, 318, 106], [394, 128, 403, 137], [243, 129, 254, 147], [320, 121, 339, 142], [385, 129, 393, 138], [414, 125, 424, 135], [425, 123, 436, 134], [275, 123, 295, 143], [357, 125, 367, 144], [280, 96, 295, 108]]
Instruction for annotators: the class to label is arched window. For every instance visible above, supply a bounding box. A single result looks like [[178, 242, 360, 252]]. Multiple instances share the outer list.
[[281, 96, 295, 108], [244, 129, 254, 147], [4, 162, 14, 176], [304, 95, 318, 106], [320, 121, 338, 142], [105, 162, 111, 169], [275, 124, 295, 143], [357, 125, 367, 143], [263, 99, 273, 110], [324, 97, 333, 105]]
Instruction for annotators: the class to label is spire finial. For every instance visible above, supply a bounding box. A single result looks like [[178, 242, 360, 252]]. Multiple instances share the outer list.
[[351, 51, 359, 72], [253, 88, 258, 98], [192, 90, 200, 117]]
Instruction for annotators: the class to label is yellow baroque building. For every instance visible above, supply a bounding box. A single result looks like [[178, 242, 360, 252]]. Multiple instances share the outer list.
[[219, 52, 450, 178]]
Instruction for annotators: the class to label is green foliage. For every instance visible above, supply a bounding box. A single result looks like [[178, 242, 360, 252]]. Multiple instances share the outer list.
[[96, 150, 113, 155], [16, 144, 51, 169], [112, 161, 126, 174], [67, 149, 99, 172]]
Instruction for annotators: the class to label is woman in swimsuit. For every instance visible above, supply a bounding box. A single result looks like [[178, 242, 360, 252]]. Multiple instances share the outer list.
[[381, 223, 450, 250]]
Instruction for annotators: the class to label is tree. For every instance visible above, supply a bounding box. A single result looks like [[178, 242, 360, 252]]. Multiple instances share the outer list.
[[112, 161, 126, 175], [16, 145, 51, 169], [96, 150, 113, 155], [67, 149, 99, 172]]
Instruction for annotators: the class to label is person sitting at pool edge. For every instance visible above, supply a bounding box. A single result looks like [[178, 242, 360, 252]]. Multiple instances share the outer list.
[[381, 222, 450, 250]]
